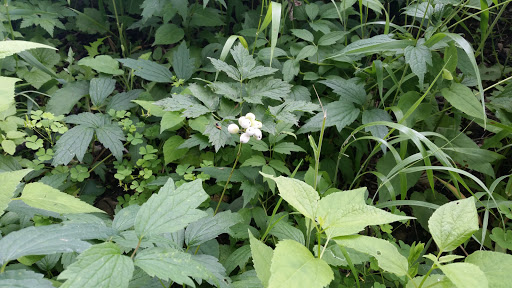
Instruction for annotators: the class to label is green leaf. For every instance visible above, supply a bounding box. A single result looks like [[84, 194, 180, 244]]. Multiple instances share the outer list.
[[489, 227, 512, 250], [58, 243, 134, 288], [133, 100, 166, 117], [160, 111, 185, 133], [47, 81, 90, 116], [337, 34, 415, 56], [154, 23, 185, 45], [0, 223, 114, 265], [362, 109, 392, 139], [106, 89, 142, 111], [173, 41, 195, 81], [185, 210, 242, 246], [298, 101, 360, 133], [273, 142, 306, 155], [0, 169, 31, 215], [318, 31, 348, 46], [269, 101, 319, 126], [0, 40, 56, 59], [189, 6, 225, 27], [404, 42, 432, 87], [52, 125, 94, 166], [241, 155, 267, 167], [117, 58, 173, 83], [268, 240, 333, 288], [1, 139, 15, 155], [428, 198, 478, 252], [0, 269, 54, 288], [135, 179, 208, 238], [19, 183, 104, 214], [317, 188, 413, 237], [466, 251, 512, 288], [296, 45, 318, 61], [203, 120, 234, 152], [188, 83, 220, 110], [95, 123, 125, 161], [270, 220, 305, 245], [224, 245, 252, 274], [163, 135, 188, 164], [0, 77, 20, 114], [441, 83, 484, 120], [334, 235, 409, 276], [249, 232, 274, 287], [112, 204, 140, 231], [438, 262, 488, 288], [209, 58, 241, 81], [154, 95, 210, 118], [89, 77, 115, 107], [77, 55, 124, 75], [245, 78, 292, 104], [406, 275, 454, 288], [179, 134, 210, 150], [261, 174, 318, 220], [320, 77, 367, 105], [291, 29, 314, 42]]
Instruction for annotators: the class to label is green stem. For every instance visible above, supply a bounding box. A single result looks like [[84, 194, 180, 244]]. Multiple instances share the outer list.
[[0, 262, 7, 273], [214, 143, 242, 215], [130, 238, 142, 259], [339, 245, 360, 288], [417, 251, 442, 288]]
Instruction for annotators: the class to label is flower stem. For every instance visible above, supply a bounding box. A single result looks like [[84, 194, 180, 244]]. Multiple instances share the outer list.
[[214, 143, 242, 215]]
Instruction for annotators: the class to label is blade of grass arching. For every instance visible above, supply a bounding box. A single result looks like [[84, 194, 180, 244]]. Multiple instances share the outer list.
[[214, 35, 248, 81], [373, 60, 384, 103], [259, 1, 273, 32], [269, 1, 281, 66], [399, 140, 408, 200], [252, 0, 271, 55], [375, 200, 440, 210]]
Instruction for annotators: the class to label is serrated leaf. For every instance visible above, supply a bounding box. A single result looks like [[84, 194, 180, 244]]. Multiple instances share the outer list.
[[154, 23, 185, 45], [96, 124, 125, 161], [173, 41, 195, 81], [224, 245, 252, 275], [77, 55, 124, 75], [270, 220, 305, 245], [261, 174, 318, 220], [135, 179, 208, 238], [466, 251, 512, 288], [231, 43, 256, 78], [179, 134, 210, 150], [0, 77, 20, 114], [241, 182, 262, 207], [428, 198, 478, 252], [270, 101, 319, 126], [209, 57, 241, 81], [404, 43, 432, 87], [291, 29, 314, 42], [273, 142, 305, 155], [362, 109, 392, 139], [106, 89, 142, 111], [117, 58, 173, 83], [185, 210, 242, 246], [319, 78, 367, 105], [268, 240, 333, 288], [317, 188, 413, 237], [47, 81, 90, 116], [209, 82, 242, 102], [245, 78, 291, 104], [318, 31, 348, 46], [188, 83, 220, 110], [249, 232, 273, 287], [0, 223, 114, 265], [334, 235, 409, 276], [19, 183, 104, 214], [438, 262, 488, 288], [89, 77, 115, 107], [0, 40, 56, 59], [406, 275, 454, 288], [59, 242, 134, 288], [203, 121, 234, 152], [0, 269, 54, 288], [113, 204, 140, 231], [52, 125, 94, 166], [441, 83, 484, 120], [298, 101, 360, 133], [0, 169, 32, 216], [296, 45, 318, 61], [282, 59, 300, 82], [154, 95, 210, 118]]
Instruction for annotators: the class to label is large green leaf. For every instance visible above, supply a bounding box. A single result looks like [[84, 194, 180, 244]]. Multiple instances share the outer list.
[[441, 83, 484, 120], [117, 58, 173, 83], [319, 77, 367, 105], [0, 169, 31, 215], [334, 34, 414, 56], [77, 55, 124, 75], [51, 125, 94, 166], [0, 77, 20, 114], [19, 183, 103, 214], [58, 243, 134, 288], [46, 81, 90, 116], [438, 262, 488, 288], [465, 251, 512, 288], [0, 269, 54, 288], [298, 101, 360, 133], [154, 94, 210, 118], [268, 240, 333, 288], [153, 23, 185, 45], [185, 210, 242, 246], [317, 188, 413, 237], [0, 40, 56, 59], [173, 41, 195, 81], [135, 179, 208, 238], [249, 232, 273, 287], [95, 123, 125, 161], [406, 275, 454, 288], [261, 174, 319, 220], [404, 42, 432, 87], [428, 198, 478, 252], [334, 235, 409, 276], [89, 77, 115, 107]]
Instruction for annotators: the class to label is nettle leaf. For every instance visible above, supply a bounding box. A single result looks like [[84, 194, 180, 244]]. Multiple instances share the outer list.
[[58, 242, 134, 288], [334, 235, 409, 276], [268, 240, 333, 288], [231, 43, 278, 80], [188, 83, 220, 110], [52, 125, 94, 166], [320, 77, 367, 105], [95, 124, 125, 161], [273, 142, 306, 155], [77, 55, 124, 75], [428, 198, 478, 252], [249, 232, 273, 287], [317, 188, 413, 237], [441, 82, 484, 120], [113, 204, 140, 231], [209, 82, 242, 102], [185, 210, 243, 246], [404, 42, 432, 87], [466, 251, 512, 288], [362, 109, 392, 139], [0, 40, 56, 59], [0, 223, 114, 265], [89, 77, 115, 107], [269, 101, 320, 126], [106, 89, 143, 111], [0, 269, 54, 288], [154, 95, 210, 118], [135, 179, 208, 238], [438, 262, 488, 288], [173, 41, 196, 81], [209, 58, 241, 81], [298, 101, 360, 133], [204, 120, 235, 152], [245, 78, 292, 104], [19, 183, 103, 214], [117, 58, 173, 83], [0, 169, 31, 215]]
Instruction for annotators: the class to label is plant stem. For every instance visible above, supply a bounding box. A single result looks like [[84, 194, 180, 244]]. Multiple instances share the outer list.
[[130, 238, 142, 259], [214, 143, 242, 215]]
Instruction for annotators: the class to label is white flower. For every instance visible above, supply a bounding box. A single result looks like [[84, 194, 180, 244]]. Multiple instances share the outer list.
[[245, 127, 256, 136], [253, 128, 262, 140], [228, 124, 239, 134], [240, 133, 251, 143], [239, 116, 251, 129], [251, 120, 262, 129], [245, 112, 256, 121]]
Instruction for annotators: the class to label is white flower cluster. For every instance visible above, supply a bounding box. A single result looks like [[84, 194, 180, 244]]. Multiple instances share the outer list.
[[228, 113, 263, 144]]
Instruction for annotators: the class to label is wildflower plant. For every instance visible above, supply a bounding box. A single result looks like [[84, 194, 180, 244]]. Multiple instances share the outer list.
[[228, 112, 263, 143]]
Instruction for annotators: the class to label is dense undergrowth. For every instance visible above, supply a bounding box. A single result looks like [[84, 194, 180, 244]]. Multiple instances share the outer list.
[[0, 0, 512, 287]]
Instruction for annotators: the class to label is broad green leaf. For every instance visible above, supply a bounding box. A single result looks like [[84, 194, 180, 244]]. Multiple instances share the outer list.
[[77, 55, 124, 75], [0, 269, 54, 288], [163, 135, 188, 164], [489, 227, 512, 250], [269, 220, 305, 245], [203, 120, 235, 152], [335, 34, 415, 56], [245, 78, 292, 103], [185, 210, 242, 246], [291, 29, 314, 42], [318, 31, 348, 46], [209, 58, 241, 81], [0, 40, 56, 59], [224, 245, 252, 274], [441, 83, 484, 120], [261, 174, 319, 220], [188, 83, 220, 110], [428, 198, 478, 252], [404, 43, 432, 87], [47, 81, 90, 116], [466, 251, 512, 288], [0, 223, 114, 265], [89, 77, 115, 107], [249, 231, 273, 287], [269, 101, 319, 126], [1, 139, 15, 155], [95, 123, 125, 161], [334, 235, 409, 276], [438, 262, 488, 288], [19, 183, 103, 214], [154, 95, 210, 118], [296, 45, 318, 61], [406, 275, 454, 288], [282, 59, 300, 82], [133, 100, 166, 117], [52, 125, 94, 166], [317, 188, 413, 237], [173, 41, 195, 81], [160, 111, 185, 133], [0, 169, 31, 215], [135, 179, 208, 238], [189, 6, 225, 27], [0, 77, 20, 113], [319, 77, 367, 105], [362, 109, 392, 140], [268, 240, 333, 288], [154, 23, 185, 45], [59, 243, 134, 288], [113, 204, 140, 231], [106, 89, 143, 111], [298, 101, 360, 133], [273, 142, 306, 155], [179, 134, 210, 150], [117, 58, 173, 83]]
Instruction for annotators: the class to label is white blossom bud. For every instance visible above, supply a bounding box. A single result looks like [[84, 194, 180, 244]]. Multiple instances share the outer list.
[[251, 120, 263, 129], [245, 112, 256, 121], [245, 127, 256, 136], [240, 133, 251, 143], [239, 117, 251, 129], [253, 128, 262, 140], [228, 124, 239, 134]]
